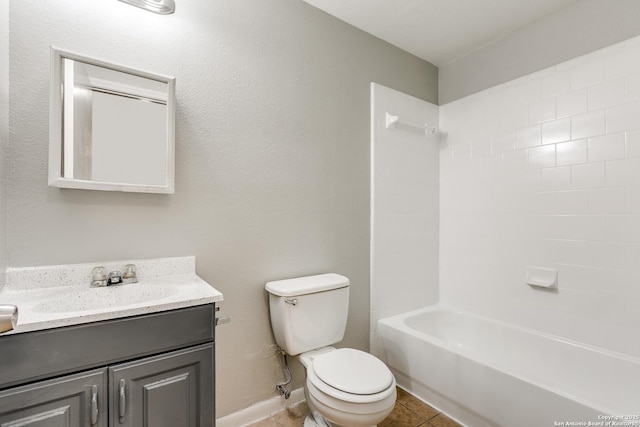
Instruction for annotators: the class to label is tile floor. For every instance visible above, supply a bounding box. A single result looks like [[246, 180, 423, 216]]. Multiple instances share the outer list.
[[245, 387, 463, 427]]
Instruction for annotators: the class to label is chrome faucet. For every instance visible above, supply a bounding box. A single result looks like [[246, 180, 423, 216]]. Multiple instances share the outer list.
[[107, 271, 123, 286], [90, 264, 138, 287]]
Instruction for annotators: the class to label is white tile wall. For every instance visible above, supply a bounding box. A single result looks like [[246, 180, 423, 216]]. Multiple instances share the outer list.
[[370, 83, 439, 355], [556, 139, 587, 166], [528, 97, 556, 124], [571, 110, 605, 139], [541, 118, 571, 145], [440, 35, 640, 357], [557, 89, 588, 118], [625, 130, 640, 158], [588, 133, 625, 162], [516, 124, 541, 149]]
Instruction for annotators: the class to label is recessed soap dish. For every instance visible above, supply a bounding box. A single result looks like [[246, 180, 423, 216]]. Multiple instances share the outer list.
[[526, 266, 557, 289]]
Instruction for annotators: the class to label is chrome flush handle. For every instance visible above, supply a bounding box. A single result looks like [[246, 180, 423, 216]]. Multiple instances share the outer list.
[[284, 298, 298, 306]]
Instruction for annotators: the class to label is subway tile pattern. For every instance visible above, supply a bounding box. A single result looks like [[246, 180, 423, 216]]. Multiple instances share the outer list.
[[244, 388, 462, 427], [439, 35, 640, 357], [370, 83, 440, 356]]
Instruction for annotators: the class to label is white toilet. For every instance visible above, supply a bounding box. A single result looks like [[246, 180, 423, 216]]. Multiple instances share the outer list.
[[266, 273, 397, 427]]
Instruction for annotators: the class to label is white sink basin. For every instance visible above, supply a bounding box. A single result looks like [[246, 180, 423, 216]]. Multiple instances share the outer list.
[[0, 256, 224, 335], [33, 284, 179, 313]]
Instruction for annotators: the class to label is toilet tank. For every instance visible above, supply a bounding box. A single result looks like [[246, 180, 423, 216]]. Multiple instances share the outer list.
[[266, 274, 350, 356]]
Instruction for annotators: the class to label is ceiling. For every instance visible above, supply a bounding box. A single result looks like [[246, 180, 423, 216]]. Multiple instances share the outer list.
[[301, 0, 580, 66]]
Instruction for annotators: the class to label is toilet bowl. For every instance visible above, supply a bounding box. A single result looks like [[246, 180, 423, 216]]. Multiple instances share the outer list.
[[265, 274, 397, 427], [300, 347, 396, 427]]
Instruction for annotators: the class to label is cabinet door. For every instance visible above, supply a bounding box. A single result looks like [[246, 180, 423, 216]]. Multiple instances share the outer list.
[[109, 344, 213, 427], [0, 369, 107, 427]]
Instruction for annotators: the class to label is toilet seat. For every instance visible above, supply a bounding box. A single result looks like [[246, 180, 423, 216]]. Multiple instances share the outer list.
[[313, 348, 394, 394], [307, 348, 395, 404]]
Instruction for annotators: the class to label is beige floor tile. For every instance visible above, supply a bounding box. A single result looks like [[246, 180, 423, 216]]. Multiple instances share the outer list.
[[379, 402, 427, 427], [250, 386, 454, 427], [396, 388, 439, 421], [272, 401, 309, 427], [425, 413, 463, 427], [245, 417, 279, 427]]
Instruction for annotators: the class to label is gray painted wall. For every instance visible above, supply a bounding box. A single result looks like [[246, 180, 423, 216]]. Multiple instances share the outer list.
[[0, 0, 8, 288], [7, 0, 437, 416], [439, 0, 640, 104]]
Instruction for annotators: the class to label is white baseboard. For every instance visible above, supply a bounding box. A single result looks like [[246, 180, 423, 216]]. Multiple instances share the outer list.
[[216, 388, 305, 427]]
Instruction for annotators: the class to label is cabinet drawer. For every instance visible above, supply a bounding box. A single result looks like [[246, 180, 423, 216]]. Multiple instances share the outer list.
[[0, 305, 214, 389]]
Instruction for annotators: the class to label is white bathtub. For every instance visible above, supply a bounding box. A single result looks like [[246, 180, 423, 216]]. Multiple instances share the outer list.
[[377, 305, 640, 427]]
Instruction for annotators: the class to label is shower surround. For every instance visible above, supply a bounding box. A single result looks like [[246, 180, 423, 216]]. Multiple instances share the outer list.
[[372, 34, 640, 426], [370, 83, 440, 354], [439, 35, 640, 357]]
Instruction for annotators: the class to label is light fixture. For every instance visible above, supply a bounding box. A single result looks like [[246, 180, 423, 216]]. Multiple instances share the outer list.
[[118, 0, 175, 14]]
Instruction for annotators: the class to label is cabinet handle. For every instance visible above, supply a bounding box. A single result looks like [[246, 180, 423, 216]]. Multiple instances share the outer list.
[[90, 385, 98, 426], [118, 379, 126, 424]]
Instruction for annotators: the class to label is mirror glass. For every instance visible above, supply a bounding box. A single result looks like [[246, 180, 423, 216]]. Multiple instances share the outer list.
[[49, 48, 175, 193]]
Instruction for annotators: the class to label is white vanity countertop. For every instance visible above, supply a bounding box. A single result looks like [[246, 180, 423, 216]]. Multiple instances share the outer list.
[[0, 256, 223, 335]]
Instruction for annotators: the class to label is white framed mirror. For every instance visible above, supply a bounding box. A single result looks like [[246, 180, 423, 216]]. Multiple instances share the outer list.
[[49, 47, 176, 193]]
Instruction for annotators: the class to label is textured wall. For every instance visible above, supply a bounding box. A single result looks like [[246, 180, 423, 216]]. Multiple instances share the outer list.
[[0, 0, 8, 288], [440, 35, 640, 358], [7, 0, 437, 416], [439, 0, 640, 104]]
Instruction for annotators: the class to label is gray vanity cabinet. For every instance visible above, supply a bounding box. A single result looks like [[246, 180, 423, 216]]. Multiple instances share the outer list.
[[110, 344, 213, 427], [0, 344, 213, 427], [0, 305, 216, 427], [0, 369, 108, 427]]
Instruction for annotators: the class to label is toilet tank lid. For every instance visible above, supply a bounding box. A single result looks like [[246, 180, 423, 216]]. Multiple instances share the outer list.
[[265, 273, 349, 297]]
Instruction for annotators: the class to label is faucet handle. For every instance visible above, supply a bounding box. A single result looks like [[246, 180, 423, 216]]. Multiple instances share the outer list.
[[122, 264, 138, 284], [90, 266, 108, 287]]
